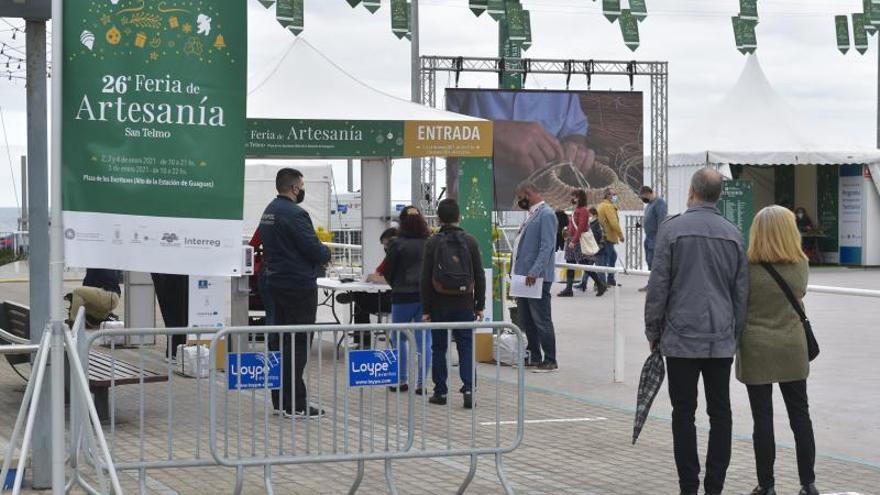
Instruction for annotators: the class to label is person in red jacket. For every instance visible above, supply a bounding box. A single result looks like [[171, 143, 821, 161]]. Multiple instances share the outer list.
[[560, 189, 594, 296]]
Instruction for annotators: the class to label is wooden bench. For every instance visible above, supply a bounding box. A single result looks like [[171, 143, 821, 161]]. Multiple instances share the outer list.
[[87, 351, 167, 420], [1, 300, 168, 420]]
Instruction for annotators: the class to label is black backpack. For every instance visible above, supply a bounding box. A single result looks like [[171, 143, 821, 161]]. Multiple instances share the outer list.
[[432, 230, 475, 295]]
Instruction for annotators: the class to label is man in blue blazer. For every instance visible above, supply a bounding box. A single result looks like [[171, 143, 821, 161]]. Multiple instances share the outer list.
[[512, 182, 559, 372]]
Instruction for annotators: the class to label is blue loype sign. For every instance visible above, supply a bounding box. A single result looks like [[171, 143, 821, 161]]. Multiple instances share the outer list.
[[348, 349, 399, 387], [228, 352, 281, 390]]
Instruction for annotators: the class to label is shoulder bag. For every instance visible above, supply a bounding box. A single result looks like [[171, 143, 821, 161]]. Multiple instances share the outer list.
[[761, 263, 819, 361]]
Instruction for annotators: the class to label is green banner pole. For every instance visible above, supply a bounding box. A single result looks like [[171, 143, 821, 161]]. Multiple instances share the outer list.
[[459, 158, 497, 323]]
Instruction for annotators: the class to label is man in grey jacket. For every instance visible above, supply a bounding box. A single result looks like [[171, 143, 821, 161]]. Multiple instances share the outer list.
[[644, 168, 749, 495], [513, 182, 559, 372]]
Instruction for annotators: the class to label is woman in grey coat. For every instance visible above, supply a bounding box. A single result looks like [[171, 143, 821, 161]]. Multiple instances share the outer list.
[[737, 205, 817, 495]]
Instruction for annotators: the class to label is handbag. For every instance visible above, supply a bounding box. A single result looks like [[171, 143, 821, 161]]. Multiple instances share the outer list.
[[579, 230, 600, 256], [761, 263, 819, 361]]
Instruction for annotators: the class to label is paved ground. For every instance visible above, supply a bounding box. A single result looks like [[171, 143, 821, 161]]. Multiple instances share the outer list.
[[1, 263, 878, 494]]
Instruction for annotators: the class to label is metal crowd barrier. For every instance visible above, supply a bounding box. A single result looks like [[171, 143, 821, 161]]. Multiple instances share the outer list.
[[77, 321, 525, 494]]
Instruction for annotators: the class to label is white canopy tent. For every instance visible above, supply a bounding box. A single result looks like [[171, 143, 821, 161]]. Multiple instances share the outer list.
[[667, 55, 880, 265], [245, 37, 492, 272]]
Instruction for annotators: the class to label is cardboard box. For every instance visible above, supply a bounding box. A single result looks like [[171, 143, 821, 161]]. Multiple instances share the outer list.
[[475, 332, 495, 364], [186, 338, 227, 370]]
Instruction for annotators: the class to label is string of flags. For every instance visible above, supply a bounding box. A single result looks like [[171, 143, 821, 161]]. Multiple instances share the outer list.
[[837, 1, 880, 55], [732, 0, 758, 54], [602, 0, 647, 51]]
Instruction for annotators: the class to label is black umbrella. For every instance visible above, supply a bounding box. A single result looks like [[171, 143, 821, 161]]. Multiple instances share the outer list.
[[632, 350, 665, 445]]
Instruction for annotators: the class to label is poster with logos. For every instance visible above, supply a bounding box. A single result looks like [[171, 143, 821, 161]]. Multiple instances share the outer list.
[[187, 276, 226, 337], [446, 89, 644, 211], [838, 165, 864, 265], [62, 0, 247, 276]]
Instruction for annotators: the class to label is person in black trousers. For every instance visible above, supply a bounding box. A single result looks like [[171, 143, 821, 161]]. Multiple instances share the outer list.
[[151, 273, 188, 361], [259, 168, 331, 418], [736, 206, 818, 495]]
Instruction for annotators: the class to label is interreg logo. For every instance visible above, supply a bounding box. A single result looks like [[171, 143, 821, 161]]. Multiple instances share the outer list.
[[348, 349, 399, 387], [227, 352, 281, 390]]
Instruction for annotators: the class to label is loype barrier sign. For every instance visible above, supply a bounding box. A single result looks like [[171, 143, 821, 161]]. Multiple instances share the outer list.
[[228, 352, 281, 390], [62, 0, 247, 276], [348, 349, 399, 387]]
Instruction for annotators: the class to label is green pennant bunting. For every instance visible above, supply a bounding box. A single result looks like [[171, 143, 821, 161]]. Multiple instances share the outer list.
[[406, 2, 412, 39], [732, 16, 757, 54], [470, 0, 488, 17], [259, 0, 276, 8], [506, 1, 527, 42], [630, 0, 647, 22], [346, 0, 361, 6], [836, 15, 851, 53], [603, 0, 621, 22], [521, 10, 532, 51], [276, 0, 304, 35], [363, 0, 380, 13], [619, 9, 639, 51], [391, 0, 408, 39], [853, 13, 869, 54], [864, 0, 880, 32], [488, 0, 505, 21], [739, 0, 758, 21]]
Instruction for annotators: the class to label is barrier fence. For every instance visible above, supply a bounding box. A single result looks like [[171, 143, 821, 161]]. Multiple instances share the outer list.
[[67, 321, 526, 494]]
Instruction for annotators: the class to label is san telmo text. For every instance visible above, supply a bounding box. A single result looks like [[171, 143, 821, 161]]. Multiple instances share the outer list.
[[74, 74, 226, 127]]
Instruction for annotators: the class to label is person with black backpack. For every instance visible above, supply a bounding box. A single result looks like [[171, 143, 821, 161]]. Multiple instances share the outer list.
[[420, 199, 486, 409]]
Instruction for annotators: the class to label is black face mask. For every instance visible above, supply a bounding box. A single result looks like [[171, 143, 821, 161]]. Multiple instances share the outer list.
[[571, 198, 577, 205], [517, 197, 530, 210], [641, 197, 650, 204], [295, 189, 305, 203]]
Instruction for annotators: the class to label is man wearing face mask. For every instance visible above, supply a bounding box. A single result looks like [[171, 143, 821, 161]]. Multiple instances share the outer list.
[[638, 186, 668, 292], [259, 168, 331, 418], [512, 182, 560, 372], [597, 188, 625, 287]]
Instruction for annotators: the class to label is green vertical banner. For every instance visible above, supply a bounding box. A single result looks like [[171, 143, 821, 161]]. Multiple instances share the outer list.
[[619, 9, 640, 51], [816, 166, 839, 254], [470, 0, 488, 17], [62, 0, 248, 276], [488, 0, 506, 21], [506, 1, 527, 42], [853, 13, 869, 54], [521, 10, 532, 51], [837, 15, 851, 53], [717, 180, 754, 248], [739, 0, 758, 21], [275, 0, 302, 34], [732, 16, 758, 53], [363, 0, 381, 13], [603, 0, 621, 22], [459, 158, 496, 324], [391, 0, 408, 39], [630, 0, 647, 21], [498, 19, 523, 89]]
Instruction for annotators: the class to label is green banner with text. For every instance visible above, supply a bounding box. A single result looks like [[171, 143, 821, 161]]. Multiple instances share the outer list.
[[62, 0, 247, 275]]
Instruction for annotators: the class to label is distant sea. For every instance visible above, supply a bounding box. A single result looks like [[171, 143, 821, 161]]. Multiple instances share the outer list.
[[0, 207, 20, 233]]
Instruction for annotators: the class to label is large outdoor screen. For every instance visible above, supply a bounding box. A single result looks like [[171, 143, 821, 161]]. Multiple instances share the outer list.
[[446, 89, 644, 211]]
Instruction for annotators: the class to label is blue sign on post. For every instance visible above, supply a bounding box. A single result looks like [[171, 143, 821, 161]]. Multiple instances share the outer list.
[[228, 352, 281, 390], [337, 204, 349, 214], [348, 349, 399, 387]]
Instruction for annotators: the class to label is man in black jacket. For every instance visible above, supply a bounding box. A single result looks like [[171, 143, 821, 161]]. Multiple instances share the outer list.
[[68, 269, 122, 327], [259, 168, 331, 418], [420, 199, 485, 409]]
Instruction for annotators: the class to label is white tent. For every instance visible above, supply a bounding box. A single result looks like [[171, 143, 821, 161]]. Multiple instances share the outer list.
[[247, 38, 486, 123], [245, 37, 491, 273], [667, 55, 880, 214], [243, 163, 335, 236]]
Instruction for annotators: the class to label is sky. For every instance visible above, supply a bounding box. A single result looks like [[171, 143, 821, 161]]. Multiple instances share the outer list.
[[0, 0, 877, 209]]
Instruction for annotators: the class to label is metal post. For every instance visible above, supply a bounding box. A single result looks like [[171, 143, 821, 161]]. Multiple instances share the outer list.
[[347, 159, 354, 192], [19, 156, 27, 235], [612, 280, 624, 383], [877, 38, 879, 149], [48, 0, 66, 491], [410, 0, 422, 205], [25, 18, 52, 490]]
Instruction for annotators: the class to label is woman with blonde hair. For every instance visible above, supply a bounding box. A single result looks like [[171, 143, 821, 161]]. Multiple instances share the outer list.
[[737, 205, 817, 495]]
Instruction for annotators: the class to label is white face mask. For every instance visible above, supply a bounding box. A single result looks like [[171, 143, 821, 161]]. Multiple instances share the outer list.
[[796, 213, 804, 219]]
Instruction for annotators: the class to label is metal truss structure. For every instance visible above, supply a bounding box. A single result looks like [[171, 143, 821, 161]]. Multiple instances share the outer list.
[[418, 55, 669, 208]]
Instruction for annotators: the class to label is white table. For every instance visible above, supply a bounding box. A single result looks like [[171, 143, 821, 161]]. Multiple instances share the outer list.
[[317, 278, 391, 350]]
